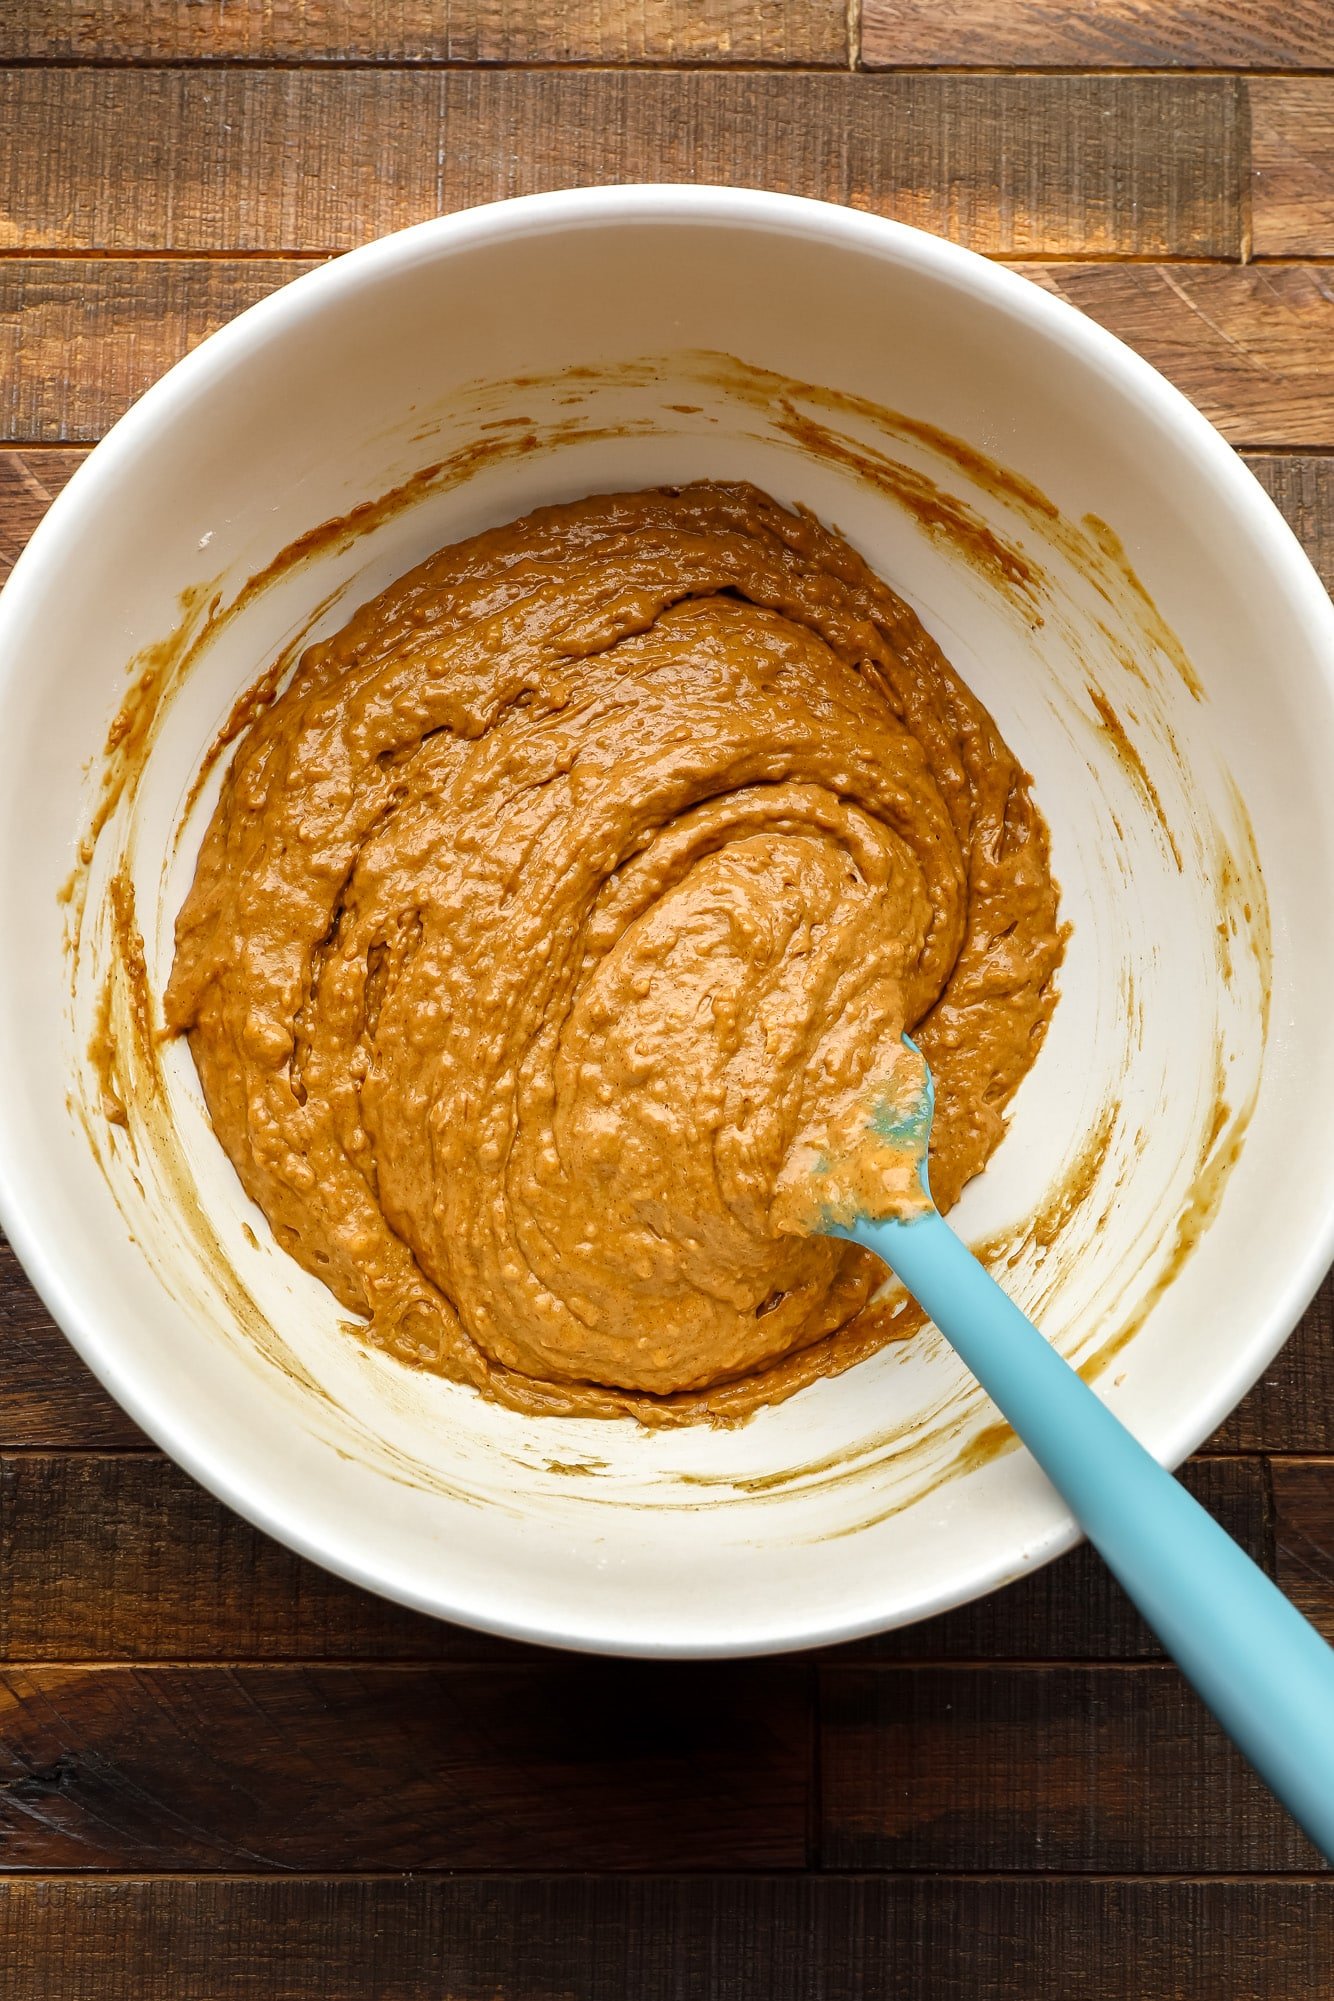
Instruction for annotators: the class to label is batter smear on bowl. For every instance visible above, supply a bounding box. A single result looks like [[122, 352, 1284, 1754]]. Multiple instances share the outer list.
[[166, 483, 1064, 1423]]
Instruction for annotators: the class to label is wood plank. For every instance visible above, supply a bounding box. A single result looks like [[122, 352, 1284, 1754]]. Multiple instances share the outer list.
[[0, 1663, 811, 1869], [0, 448, 82, 586], [0, 1453, 1262, 1666], [1252, 80, 1334, 258], [838, 1457, 1269, 1661], [819, 1665, 1328, 1871], [862, 0, 1334, 70], [0, 70, 1244, 259], [0, 259, 322, 443], [11, 258, 1334, 450], [1244, 455, 1334, 598], [0, 1453, 512, 1661], [0, 0, 847, 66], [1019, 263, 1334, 449], [0, 1238, 144, 1449], [1214, 1270, 1334, 1452], [2, 1877, 1333, 2001], [1272, 1458, 1334, 1645]]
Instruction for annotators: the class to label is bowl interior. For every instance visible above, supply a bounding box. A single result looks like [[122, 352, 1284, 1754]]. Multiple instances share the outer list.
[[2, 194, 1332, 1654]]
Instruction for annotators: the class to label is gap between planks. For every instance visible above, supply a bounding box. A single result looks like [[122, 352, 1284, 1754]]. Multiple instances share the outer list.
[[0, 1869, 1330, 1883], [0, 61, 1331, 78]]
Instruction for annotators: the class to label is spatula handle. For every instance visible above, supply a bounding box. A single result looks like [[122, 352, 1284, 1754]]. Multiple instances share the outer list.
[[849, 1208, 1334, 1862]]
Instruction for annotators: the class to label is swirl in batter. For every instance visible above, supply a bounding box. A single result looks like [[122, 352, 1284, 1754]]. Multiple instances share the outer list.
[[166, 483, 1063, 1423]]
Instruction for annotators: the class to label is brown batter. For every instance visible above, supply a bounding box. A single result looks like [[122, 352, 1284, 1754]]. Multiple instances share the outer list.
[[165, 483, 1063, 1423]]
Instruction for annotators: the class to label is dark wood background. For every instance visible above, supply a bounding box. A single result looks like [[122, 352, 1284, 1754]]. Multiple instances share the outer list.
[[1, 4, 1333, 1994]]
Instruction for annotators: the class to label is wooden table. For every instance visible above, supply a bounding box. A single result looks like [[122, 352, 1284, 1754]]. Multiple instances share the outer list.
[[2, 5, 1333, 1994]]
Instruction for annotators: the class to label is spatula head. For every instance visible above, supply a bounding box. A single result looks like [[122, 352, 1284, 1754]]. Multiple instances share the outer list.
[[773, 1033, 936, 1236]]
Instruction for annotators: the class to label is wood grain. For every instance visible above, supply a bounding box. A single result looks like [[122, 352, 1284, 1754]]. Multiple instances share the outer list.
[[0, 1663, 811, 1869], [1272, 1458, 1334, 1644], [1018, 263, 1334, 448], [0, 0, 847, 66], [0, 259, 322, 443], [3, 1877, 1333, 2001], [0, 1452, 1262, 1664], [1251, 81, 1334, 258], [0, 449, 81, 585], [0, 1239, 145, 1448], [1214, 1273, 1334, 1453], [0, 1454, 502, 1661], [819, 1665, 1328, 1871], [862, 0, 1334, 70], [1243, 454, 1334, 597], [11, 257, 1334, 448], [0, 70, 1244, 258]]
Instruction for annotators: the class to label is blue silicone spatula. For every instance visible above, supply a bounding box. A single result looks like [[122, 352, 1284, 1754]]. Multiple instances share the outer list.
[[817, 1037, 1334, 1861]]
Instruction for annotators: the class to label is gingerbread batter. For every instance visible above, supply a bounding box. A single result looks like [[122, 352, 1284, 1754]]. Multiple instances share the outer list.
[[166, 483, 1063, 1422]]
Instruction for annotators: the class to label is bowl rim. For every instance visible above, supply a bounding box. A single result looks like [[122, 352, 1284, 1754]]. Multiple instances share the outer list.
[[2, 183, 1334, 1658]]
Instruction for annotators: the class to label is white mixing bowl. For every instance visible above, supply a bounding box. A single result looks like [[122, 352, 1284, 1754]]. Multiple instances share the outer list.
[[1, 188, 1332, 1656]]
